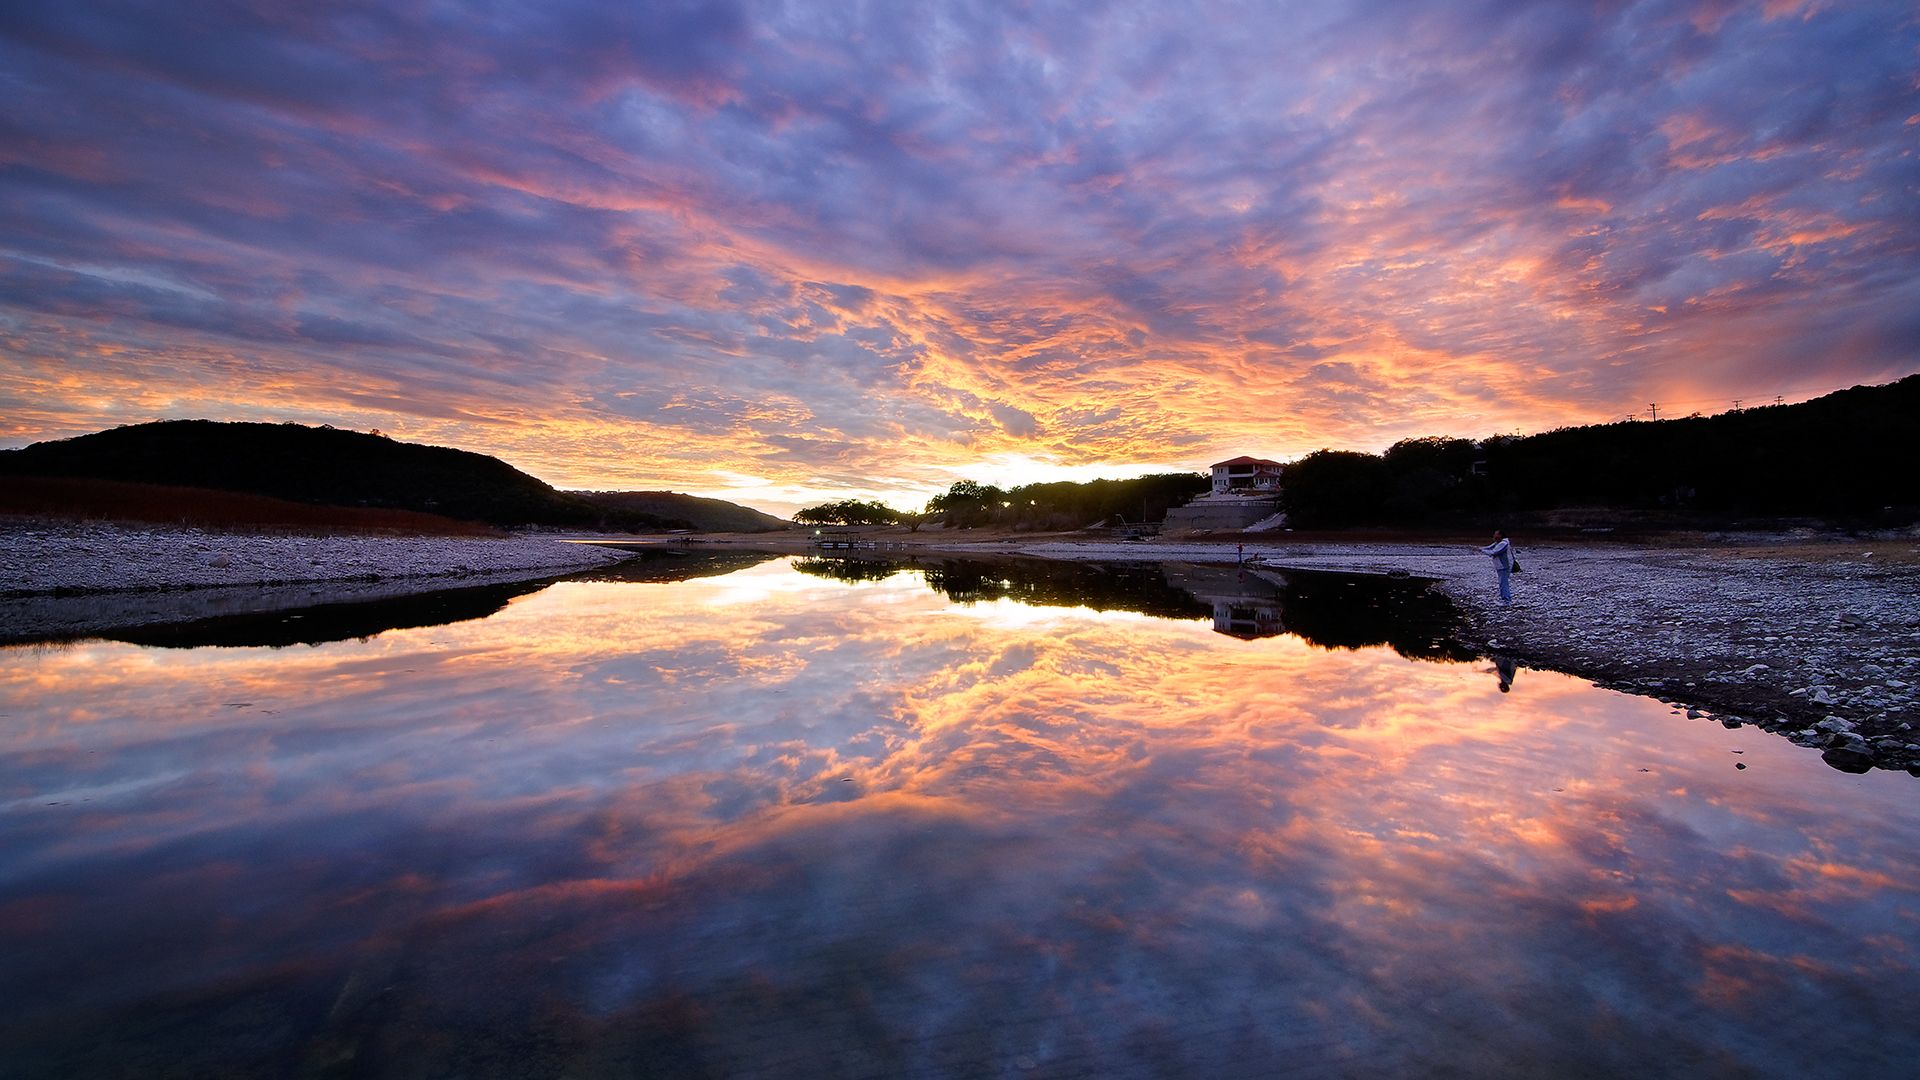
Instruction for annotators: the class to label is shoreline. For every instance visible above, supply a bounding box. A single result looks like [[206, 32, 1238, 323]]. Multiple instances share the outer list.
[[0, 519, 627, 642], [6, 520, 1916, 774], [711, 528, 1920, 774]]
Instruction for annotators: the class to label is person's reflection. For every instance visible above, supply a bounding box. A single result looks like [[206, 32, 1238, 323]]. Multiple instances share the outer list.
[[1492, 654, 1518, 694]]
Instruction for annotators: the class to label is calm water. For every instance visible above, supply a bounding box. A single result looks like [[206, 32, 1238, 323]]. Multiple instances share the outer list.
[[2, 554, 1916, 1078]]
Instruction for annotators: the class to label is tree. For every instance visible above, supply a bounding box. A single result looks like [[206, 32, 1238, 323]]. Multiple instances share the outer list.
[[1381, 437, 1478, 520], [793, 499, 902, 526], [925, 480, 1004, 527], [1279, 450, 1394, 527]]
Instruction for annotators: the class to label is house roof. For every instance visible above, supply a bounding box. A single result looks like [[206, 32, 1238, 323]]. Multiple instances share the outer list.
[[1211, 456, 1285, 468]]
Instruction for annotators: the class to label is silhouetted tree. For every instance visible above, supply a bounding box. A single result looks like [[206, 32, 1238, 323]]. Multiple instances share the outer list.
[[1280, 450, 1394, 526], [1262, 376, 1919, 527], [926, 480, 1005, 527], [793, 499, 903, 526], [925, 474, 1207, 529]]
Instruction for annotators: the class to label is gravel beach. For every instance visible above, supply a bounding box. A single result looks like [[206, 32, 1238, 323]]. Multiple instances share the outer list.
[[0, 519, 627, 642]]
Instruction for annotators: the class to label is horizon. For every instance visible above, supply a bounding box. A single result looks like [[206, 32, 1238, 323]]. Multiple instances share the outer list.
[[4, 1, 1917, 517], [6, 376, 1901, 522]]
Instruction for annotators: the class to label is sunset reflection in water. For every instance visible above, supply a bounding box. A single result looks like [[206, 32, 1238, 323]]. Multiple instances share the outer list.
[[2, 557, 1916, 1077]]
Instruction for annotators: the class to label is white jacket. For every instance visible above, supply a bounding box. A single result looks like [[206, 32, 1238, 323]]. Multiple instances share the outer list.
[[1479, 537, 1513, 569]]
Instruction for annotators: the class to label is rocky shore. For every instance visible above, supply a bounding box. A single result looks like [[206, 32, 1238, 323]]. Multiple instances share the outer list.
[[0, 519, 627, 642]]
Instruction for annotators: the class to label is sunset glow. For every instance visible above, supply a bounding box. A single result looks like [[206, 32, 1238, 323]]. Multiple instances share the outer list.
[[3, 1, 1916, 512]]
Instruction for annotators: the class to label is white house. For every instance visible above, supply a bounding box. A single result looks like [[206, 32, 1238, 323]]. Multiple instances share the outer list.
[[1210, 456, 1285, 495]]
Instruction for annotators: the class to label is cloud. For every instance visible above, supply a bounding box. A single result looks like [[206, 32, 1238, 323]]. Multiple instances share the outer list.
[[1, 0, 1915, 511]]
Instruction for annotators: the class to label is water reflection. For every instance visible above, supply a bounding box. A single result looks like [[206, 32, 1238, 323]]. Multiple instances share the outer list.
[[794, 554, 1473, 660], [104, 576, 554, 649], [98, 549, 780, 650], [1493, 653, 1520, 693], [1, 558, 1916, 1078], [567, 548, 782, 584]]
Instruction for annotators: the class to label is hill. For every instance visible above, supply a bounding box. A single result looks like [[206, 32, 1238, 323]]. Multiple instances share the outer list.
[[572, 490, 791, 532], [0, 420, 765, 532], [1279, 375, 1920, 528]]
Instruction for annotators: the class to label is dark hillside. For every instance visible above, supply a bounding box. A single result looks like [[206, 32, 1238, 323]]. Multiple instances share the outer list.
[[1485, 376, 1920, 516], [1281, 375, 1920, 527], [573, 490, 791, 532], [0, 420, 675, 530]]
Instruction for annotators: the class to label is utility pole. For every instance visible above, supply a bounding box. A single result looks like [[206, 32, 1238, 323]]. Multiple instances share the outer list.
[[1647, 402, 1658, 421], [1732, 399, 1743, 410]]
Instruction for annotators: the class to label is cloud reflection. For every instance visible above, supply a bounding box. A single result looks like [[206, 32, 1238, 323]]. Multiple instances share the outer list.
[[1, 559, 1918, 1074]]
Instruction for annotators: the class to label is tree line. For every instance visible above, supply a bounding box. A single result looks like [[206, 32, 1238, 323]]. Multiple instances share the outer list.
[[794, 377, 1917, 531], [1279, 376, 1919, 527], [796, 473, 1209, 529]]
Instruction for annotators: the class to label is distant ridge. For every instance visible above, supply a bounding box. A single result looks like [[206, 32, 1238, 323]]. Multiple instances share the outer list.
[[571, 490, 791, 533], [0, 420, 780, 532]]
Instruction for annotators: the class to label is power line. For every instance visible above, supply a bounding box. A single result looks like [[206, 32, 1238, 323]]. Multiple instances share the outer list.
[[1609, 376, 1903, 421], [1630, 378, 1880, 413]]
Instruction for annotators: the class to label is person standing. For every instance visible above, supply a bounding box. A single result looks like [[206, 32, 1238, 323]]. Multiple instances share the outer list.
[[1479, 529, 1515, 606]]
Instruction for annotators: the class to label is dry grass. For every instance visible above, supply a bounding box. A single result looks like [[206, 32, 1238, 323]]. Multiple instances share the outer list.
[[0, 475, 502, 536]]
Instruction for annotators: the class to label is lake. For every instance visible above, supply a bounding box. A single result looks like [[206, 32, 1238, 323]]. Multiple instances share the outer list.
[[3, 552, 1916, 1078]]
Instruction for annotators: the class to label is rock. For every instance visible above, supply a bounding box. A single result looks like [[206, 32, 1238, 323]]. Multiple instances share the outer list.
[[208, 555, 232, 569], [1822, 746, 1875, 773], [1742, 664, 1770, 676], [1816, 717, 1854, 734], [1826, 731, 1871, 755]]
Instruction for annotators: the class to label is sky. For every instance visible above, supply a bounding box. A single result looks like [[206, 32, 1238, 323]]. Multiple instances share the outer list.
[[2, 1, 1916, 515]]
